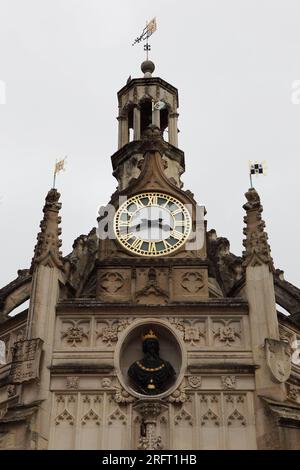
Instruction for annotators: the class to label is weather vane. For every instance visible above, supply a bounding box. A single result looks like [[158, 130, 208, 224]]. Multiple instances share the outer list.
[[132, 17, 157, 60]]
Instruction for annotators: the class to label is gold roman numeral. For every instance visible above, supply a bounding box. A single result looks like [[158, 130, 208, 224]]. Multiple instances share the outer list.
[[131, 238, 143, 251], [149, 241, 157, 253], [120, 232, 134, 241], [171, 208, 181, 216], [171, 230, 184, 240], [148, 194, 158, 205]]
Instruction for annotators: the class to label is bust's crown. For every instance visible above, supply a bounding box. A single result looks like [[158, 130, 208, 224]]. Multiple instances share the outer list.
[[141, 329, 158, 341]]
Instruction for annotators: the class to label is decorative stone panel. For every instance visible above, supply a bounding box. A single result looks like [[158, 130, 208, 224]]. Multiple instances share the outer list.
[[172, 268, 208, 301], [97, 268, 131, 302]]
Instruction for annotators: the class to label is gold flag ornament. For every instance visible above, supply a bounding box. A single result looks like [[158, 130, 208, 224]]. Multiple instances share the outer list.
[[132, 17, 157, 47], [54, 157, 67, 175], [147, 17, 157, 35], [53, 156, 67, 189]]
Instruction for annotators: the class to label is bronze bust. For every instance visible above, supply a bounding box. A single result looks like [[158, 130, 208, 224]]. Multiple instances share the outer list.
[[128, 330, 176, 395]]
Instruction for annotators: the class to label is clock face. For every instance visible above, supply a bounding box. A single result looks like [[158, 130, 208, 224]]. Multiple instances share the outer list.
[[114, 192, 192, 256]]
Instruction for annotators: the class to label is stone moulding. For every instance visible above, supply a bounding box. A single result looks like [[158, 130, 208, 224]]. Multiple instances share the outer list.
[[56, 298, 249, 311], [114, 317, 187, 400]]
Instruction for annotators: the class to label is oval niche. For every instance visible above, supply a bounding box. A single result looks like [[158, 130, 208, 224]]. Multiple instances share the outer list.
[[115, 319, 186, 399]]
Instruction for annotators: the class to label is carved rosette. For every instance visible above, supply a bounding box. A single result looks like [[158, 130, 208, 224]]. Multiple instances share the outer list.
[[242, 188, 274, 270]]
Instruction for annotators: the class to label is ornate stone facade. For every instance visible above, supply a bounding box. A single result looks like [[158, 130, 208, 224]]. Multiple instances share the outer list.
[[0, 60, 300, 450]]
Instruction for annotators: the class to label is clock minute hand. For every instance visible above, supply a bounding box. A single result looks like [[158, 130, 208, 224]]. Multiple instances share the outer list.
[[131, 218, 172, 232]]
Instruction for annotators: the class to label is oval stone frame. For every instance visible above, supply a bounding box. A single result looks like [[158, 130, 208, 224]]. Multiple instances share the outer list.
[[115, 318, 187, 399]]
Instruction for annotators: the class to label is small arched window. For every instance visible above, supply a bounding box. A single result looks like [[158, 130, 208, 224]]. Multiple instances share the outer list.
[[140, 99, 153, 136]]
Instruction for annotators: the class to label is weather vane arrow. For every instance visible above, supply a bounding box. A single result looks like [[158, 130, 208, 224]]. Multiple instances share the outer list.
[[132, 17, 157, 60]]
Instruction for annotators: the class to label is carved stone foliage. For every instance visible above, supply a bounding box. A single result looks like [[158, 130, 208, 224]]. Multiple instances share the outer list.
[[221, 376, 236, 390], [134, 399, 167, 450], [167, 387, 189, 404], [213, 319, 241, 347], [138, 435, 163, 450], [287, 384, 300, 403], [57, 317, 133, 350], [169, 318, 206, 347], [7, 384, 17, 398], [265, 338, 291, 383], [168, 316, 246, 349], [96, 319, 131, 347], [31, 188, 63, 270], [66, 377, 79, 390], [242, 188, 274, 270], [181, 272, 205, 294], [9, 338, 43, 384], [279, 326, 296, 348], [113, 388, 136, 405], [61, 320, 89, 348], [188, 376, 202, 389]]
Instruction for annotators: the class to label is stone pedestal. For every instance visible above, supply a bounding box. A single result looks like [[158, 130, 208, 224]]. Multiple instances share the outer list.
[[134, 399, 167, 450]]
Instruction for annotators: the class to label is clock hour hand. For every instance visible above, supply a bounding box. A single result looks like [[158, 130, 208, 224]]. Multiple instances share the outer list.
[[131, 218, 172, 233]]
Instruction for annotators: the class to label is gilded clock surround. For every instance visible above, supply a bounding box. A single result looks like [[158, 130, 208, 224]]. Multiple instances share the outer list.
[[113, 192, 192, 256]]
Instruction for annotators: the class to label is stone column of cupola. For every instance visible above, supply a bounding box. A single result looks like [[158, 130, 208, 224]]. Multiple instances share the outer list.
[[152, 107, 160, 128], [133, 105, 141, 140], [168, 112, 179, 147], [117, 115, 129, 149]]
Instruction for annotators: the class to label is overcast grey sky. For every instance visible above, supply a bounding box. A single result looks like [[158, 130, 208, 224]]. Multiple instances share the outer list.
[[0, 0, 299, 291]]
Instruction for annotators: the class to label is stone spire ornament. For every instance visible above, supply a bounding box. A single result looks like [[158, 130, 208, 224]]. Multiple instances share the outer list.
[[242, 187, 274, 271], [31, 188, 63, 271]]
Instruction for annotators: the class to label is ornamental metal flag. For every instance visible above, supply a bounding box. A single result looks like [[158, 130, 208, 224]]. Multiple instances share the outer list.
[[53, 156, 67, 188], [54, 157, 67, 175], [152, 100, 167, 111], [132, 17, 157, 46], [250, 162, 265, 175], [248, 161, 267, 188], [146, 17, 157, 35]]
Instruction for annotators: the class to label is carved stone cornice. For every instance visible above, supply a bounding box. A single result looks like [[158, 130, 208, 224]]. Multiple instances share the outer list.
[[242, 188, 274, 271], [117, 77, 179, 104], [111, 128, 185, 171], [31, 189, 63, 271]]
